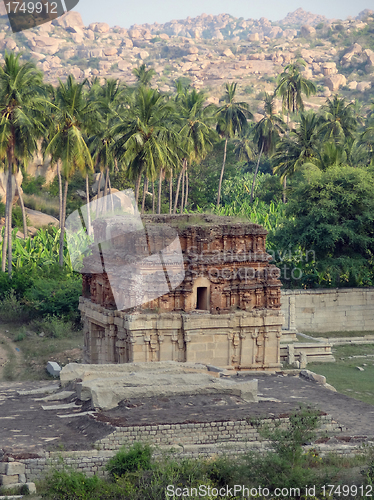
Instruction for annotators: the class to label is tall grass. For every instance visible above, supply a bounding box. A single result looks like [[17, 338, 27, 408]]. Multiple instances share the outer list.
[[22, 192, 60, 217]]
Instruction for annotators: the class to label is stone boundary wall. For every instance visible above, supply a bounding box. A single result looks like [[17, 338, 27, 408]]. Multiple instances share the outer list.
[[21, 415, 346, 482], [281, 288, 374, 333]]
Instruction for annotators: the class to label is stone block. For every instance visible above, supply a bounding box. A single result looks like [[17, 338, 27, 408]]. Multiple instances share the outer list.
[[46, 361, 61, 377], [6, 462, 25, 475], [300, 369, 326, 385], [0, 463, 6, 474], [0, 474, 19, 485]]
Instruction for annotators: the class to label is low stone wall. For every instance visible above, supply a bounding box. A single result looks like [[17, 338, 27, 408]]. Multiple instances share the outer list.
[[281, 288, 374, 333], [280, 343, 335, 363], [21, 414, 344, 482]]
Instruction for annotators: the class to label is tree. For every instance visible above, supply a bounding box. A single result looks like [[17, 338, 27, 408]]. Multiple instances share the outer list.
[[174, 87, 217, 213], [275, 60, 317, 202], [112, 86, 179, 208], [216, 82, 253, 207], [272, 166, 374, 287], [318, 95, 358, 143], [250, 93, 285, 203], [0, 52, 47, 277], [88, 79, 126, 221], [276, 60, 317, 123], [132, 64, 156, 87], [273, 111, 321, 180], [46, 75, 97, 267]]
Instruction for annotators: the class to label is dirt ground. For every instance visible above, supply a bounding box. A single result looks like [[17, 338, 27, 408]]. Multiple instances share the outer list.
[[0, 372, 374, 459]]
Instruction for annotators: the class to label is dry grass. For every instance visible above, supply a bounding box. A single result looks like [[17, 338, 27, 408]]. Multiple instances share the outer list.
[[23, 192, 60, 218]]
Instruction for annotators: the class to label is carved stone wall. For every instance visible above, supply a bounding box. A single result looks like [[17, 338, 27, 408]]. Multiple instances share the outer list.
[[80, 215, 284, 369]]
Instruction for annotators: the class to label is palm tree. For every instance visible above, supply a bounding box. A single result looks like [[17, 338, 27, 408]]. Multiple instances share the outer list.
[[250, 93, 285, 202], [273, 111, 321, 179], [318, 95, 358, 143], [216, 82, 253, 207], [173, 87, 217, 214], [0, 52, 47, 277], [132, 64, 156, 87], [275, 60, 317, 202], [111, 86, 180, 209], [88, 79, 126, 220], [46, 75, 97, 267], [276, 60, 317, 125]]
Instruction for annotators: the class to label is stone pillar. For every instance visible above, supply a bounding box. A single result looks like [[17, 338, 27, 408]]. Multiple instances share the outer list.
[[262, 328, 269, 367], [289, 295, 297, 332], [143, 334, 151, 362], [232, 332, 240, 365], [184, 334, 191, 362], [227, 332, 233, 365], [276, 330, 282, 365], [105, 324, 117, 363], [157, 333, 165, 361], [299, 351, 307, 369], [287, 344, 295, 365], [251, 329, 259, 365], [127, 336, 136, 362], [171, 334, 178, 361], [239, 330, 247, 366]]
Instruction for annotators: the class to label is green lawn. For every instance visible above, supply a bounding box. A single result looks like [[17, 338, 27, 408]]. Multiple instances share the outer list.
[[309, 344, 374, 406]]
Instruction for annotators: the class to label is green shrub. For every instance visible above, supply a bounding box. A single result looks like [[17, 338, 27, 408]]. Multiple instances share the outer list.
[[40, 469, 101, 500], [14, 331, 26, 341], [21, 172, 46, 195], [239, 406, 323, 493], [0, 289, 30, 322], [29, 314, 72, 338], [106, 442, 153, 477], [24, 276, 82, 320], [0, 269, 34, 300]]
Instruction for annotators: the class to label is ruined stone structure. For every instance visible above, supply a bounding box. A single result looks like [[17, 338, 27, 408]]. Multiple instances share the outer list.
[[79, 214, 284, 369]]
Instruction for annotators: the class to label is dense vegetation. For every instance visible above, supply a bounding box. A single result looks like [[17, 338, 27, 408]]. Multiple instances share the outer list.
[[0, 51, 373, 307]]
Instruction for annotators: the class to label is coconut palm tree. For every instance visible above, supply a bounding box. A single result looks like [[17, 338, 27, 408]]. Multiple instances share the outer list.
[[250, 93, 285, 203], [318, 95, 358, 143], [173, 87, 217, 213], [46, 75, 98, 267], [276, 60, 317, 124], [0, 52, 48, 277], [88, 78, 127, 220], [216, 82, 253, 207], [273, 111, 321, 180], [275, 60, 317, 202], [111, 86, 180, 209]]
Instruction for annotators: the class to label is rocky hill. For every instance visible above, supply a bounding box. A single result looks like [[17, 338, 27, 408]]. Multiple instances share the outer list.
[[0, 8, 372, 113], [276, 8, 329, 27]]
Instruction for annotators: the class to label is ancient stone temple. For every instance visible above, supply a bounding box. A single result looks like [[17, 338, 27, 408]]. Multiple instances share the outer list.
[[79, 214, 284, 369]]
